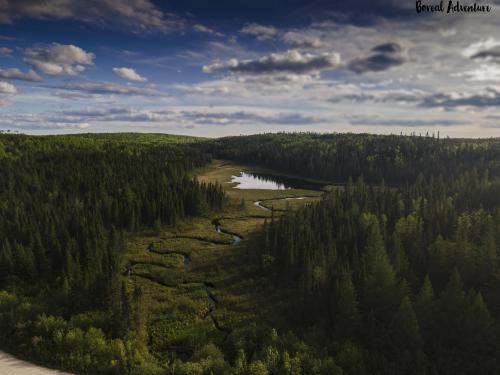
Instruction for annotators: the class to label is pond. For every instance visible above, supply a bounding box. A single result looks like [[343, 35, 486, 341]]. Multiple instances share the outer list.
[[229, 171, 324, 190]]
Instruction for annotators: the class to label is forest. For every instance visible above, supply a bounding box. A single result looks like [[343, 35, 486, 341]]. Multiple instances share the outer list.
[[1, 132, 500, 374], [206, 133, 500, 185], [0, 133, 224, 373]]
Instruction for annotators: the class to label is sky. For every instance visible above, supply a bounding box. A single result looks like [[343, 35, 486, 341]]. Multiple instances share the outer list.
[[0, 0, 499, 138]]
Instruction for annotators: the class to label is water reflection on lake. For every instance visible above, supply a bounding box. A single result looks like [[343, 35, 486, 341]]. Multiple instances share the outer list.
[[230, 172, 291, 190], [229, 171, 326, 190]]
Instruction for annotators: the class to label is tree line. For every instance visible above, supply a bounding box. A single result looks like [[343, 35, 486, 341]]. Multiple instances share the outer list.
[[205, 132, 500, 185]]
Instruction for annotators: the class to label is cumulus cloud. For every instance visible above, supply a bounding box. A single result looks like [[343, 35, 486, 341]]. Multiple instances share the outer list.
[[462, 37, 500, 58], [282, 32, 322, 48], [471, 47, 500, 62], [348, 42, 406, 73], [203, 50, 340, 75], [421, 87, 500, 108], [463, 38, 500, 71], [53, 81, 165, 96], [240, 23, 278, 40], [112, 67, 147, 82], [24, 43, 94, 75], [452, 64, 500, 82], [465, 38, 500, 64], [0, 0, 182, 33], [0, 68, 41, 81], [0, 80, 16, 94]]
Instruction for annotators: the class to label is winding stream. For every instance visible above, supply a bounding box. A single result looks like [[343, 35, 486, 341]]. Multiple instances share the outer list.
[[148, 243, 191, 265], [253, 201, 271, 211], [253, 196, 309, 212], [140, 240, 233, 341], [215, 225, 242, 245], [130, 171, 318, 356], [203, 283, 232, 338]]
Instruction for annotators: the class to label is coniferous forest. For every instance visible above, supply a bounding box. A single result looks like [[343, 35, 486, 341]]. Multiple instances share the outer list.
[[1, 132, 500, 374]]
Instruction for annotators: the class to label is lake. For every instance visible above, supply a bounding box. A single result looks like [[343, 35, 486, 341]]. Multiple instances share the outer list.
[[229, 171, 324, 190]]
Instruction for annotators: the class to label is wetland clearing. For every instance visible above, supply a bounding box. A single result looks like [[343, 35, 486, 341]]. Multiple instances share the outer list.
[[122, 159, 323, 359]]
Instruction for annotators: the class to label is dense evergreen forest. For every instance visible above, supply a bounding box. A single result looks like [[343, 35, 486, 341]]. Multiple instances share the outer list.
[[2, 132, 500, 374], [213, 133, 500, 374], [253, 179, 500, 374], [0, 133, 224, 373], [207, 133, 500, 185]]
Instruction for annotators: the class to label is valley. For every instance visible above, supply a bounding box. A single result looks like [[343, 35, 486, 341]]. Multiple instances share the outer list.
[[122, 159, 323, 359]]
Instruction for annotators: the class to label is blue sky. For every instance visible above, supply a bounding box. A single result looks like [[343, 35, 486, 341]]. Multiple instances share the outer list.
[[0, 0, 499, 137]]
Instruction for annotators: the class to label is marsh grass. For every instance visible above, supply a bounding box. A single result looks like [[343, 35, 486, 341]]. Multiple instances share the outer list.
[[123, 159, 323, 357]]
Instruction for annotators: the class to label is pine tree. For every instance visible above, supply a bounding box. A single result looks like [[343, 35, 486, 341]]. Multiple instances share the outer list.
[[415, 275, 435, 341], [332, 272, 359, 340], [387, 296, 427, 375], [0, 241, 14, 278], [435, 268, 465, 348], [361, 213, 398, 322]]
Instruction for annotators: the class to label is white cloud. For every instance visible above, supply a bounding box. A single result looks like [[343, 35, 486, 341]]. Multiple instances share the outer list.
[[452, 64, 500, 82], [23, 43, 95, 75], [421, 86, 500, 108], [203, 50, 341, 75], [0, 80, 16, 94], [240, 23, 278, 40], [282, 32, 322, 48], [0, 68, 41, 81], [462, 37, 500, 58], [112, 67, 147, 82]]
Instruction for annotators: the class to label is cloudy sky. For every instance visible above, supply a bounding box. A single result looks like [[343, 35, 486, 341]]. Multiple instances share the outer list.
[[0, 0, 499, 137]]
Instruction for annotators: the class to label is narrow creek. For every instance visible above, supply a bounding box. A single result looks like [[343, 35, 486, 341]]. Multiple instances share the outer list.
[[253, 196, 309, 212], [203, 282, 232, 338], [253, 201, 271, 211], [136, 237, 234, 341], [212, 219, 242, 245], [148, 243, 191, 265]]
